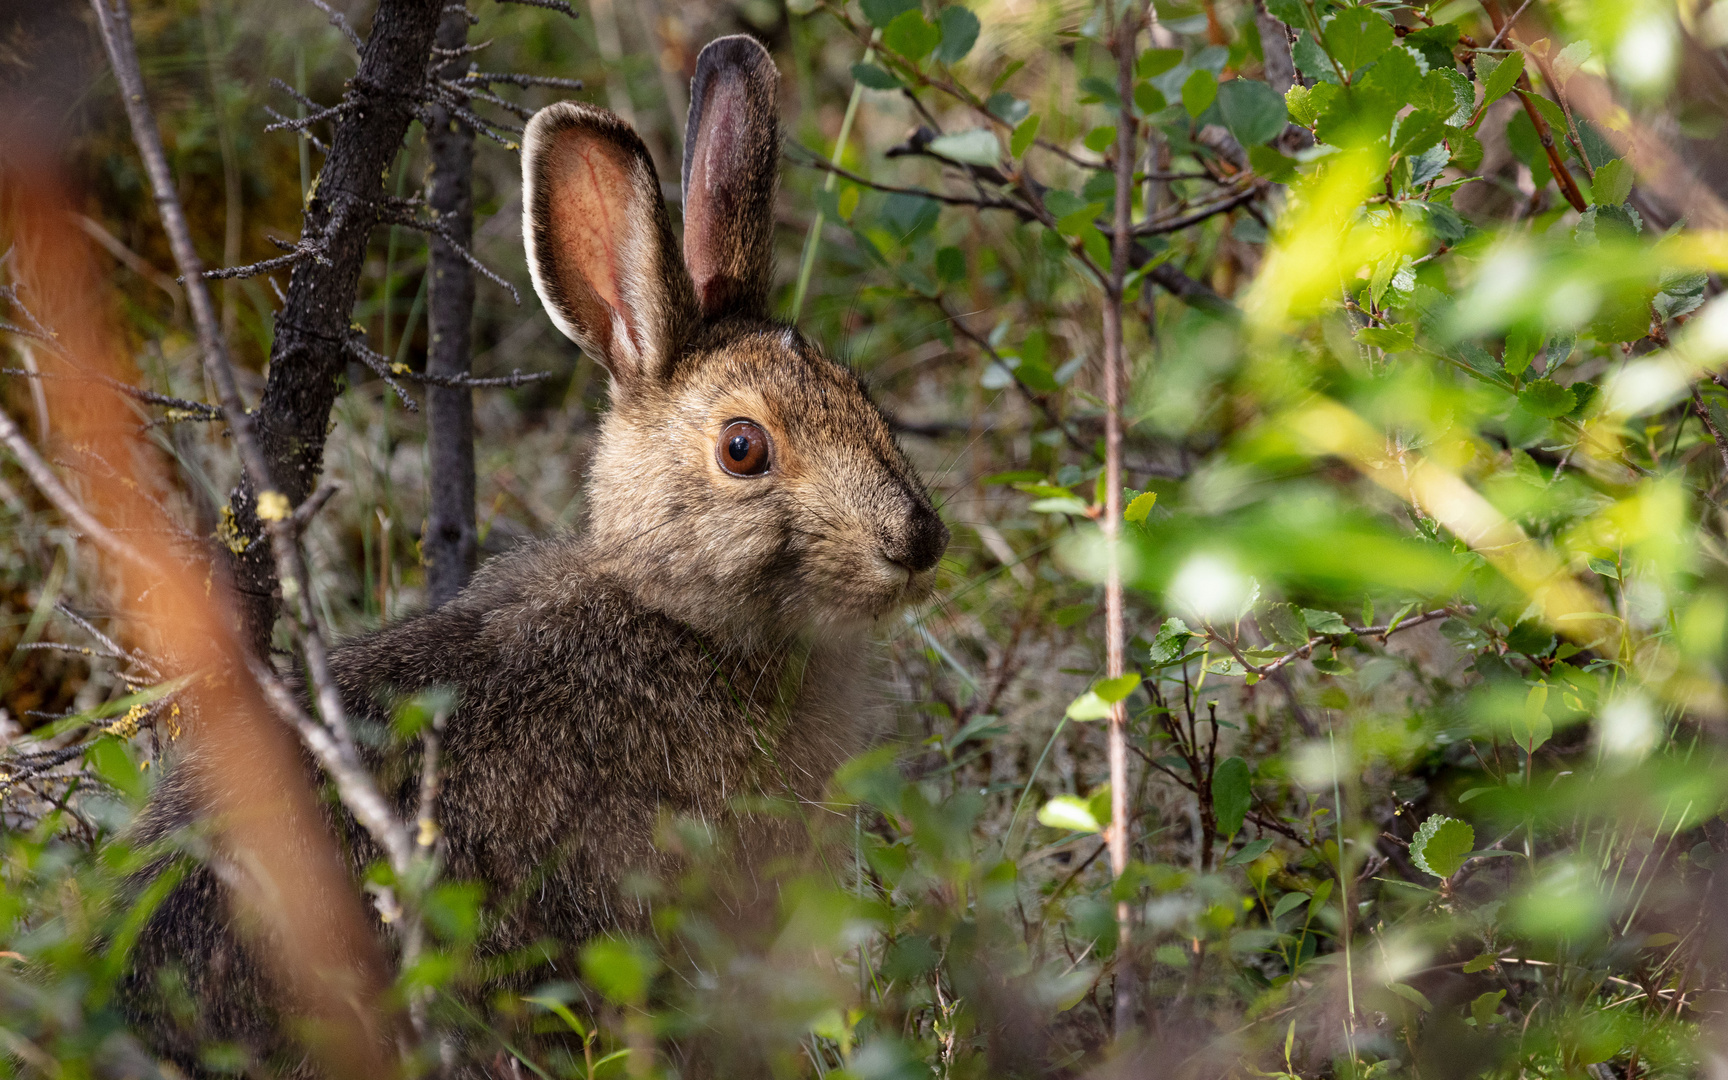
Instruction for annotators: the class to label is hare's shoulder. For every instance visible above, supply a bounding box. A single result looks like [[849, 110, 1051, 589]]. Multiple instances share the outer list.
[[330, 540, 716, 726]]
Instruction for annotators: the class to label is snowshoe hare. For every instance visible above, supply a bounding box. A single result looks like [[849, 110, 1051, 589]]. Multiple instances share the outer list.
[[125, 34, 946, 1072]]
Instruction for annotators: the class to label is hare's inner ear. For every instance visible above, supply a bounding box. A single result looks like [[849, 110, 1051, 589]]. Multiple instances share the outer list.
[[681, 35, 780, 321], [523, 102, 698, 389]]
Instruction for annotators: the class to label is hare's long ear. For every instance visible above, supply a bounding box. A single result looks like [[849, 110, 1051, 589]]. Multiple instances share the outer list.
[[681, 35, 780, 320], [523, 102, 698, 389]]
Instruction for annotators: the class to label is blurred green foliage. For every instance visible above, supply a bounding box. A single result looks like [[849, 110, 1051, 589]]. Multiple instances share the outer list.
[[8, 0, 1728, 1075]]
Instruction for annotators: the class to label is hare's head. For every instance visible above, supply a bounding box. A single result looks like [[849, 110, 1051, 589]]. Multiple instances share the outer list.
[[522, 36, 947, 643]]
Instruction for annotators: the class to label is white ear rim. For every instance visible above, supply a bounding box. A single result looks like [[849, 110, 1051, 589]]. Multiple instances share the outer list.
[[521, 103, 585, 350], [519, 102, 660, 377]]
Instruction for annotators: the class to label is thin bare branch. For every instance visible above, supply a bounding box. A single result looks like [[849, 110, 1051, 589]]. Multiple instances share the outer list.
[[264, 99, 350, 133], [1130, 181, 1264, 236], [262, 105, 331, 154], [291, 480, 343, 533], [376, 205, 521, 302], [493, 0, 580, 17], [0, 404, 153, 573], [789, 145, 1036, 218], [303, 0, 364, 51], [343, 336, 421, 410], [460, 70, 584, 90]]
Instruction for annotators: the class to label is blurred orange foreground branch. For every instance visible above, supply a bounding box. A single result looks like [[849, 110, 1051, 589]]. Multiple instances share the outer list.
[[1, 154, 398, 1077]]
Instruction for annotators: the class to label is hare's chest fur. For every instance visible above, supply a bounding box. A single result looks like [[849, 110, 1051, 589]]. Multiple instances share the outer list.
[[330, 540, 869, 942]]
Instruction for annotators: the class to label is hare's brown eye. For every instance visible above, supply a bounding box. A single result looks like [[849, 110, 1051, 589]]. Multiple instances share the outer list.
[[717, 420, 771, 477]]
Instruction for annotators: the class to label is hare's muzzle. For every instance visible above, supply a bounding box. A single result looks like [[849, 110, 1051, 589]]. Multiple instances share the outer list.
[[881, 501, 949, 576]]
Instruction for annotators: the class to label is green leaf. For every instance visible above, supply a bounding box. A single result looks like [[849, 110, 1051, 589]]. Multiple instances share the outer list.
[[1134, 82, 1167, 114], [1137, 47, 1182, 79], [1038, 794, 1102, 832], [1263, 0, 1306, 29], [580, 937, 661, 1006], [1423, 67, 1476, 126], [1124, 491, 1158, 522], [1094, 672, 1141, 704], [1259, 602, 1309, 649], [1591, 157, 1633, 207], [1391, 109, 1447, 159], [1013, 481, 1075, 498], [1481, 51, 1525, 107], [1271, 890, 1310, 920], [1519, 378, 1577, 418], [1212, 78, 1288, 146], [1406, 23, 1462, 70], [1182, 69, 1217, 119], [1010, 114, 1041, 157], [1293, 30, 1341, 85], [986, 91, 1030, 125], [851, 62, 902, 90], [524, 996, 593, 1039], [1226, 837, 1274, 866], [1389, 982, 1434, 1011], [1086, 785, 1113, 830], [1301, 608, 1351, 635], [1526, 90, 1568, 131], [935, 245, 966, 283], [1361, 45, 1421, 101], [1505, 618, 1555, 657], [1077, 76, 1121, 108], [1065, 690, 1112, 720], [1248, 144, 1297, 183], [1356, 324, 1416, 352], [927, 128, 1002, 166], [1029, 496, 1090, 516], [1285, 84, 1320, 127], [1148, 617, 1194, 665], [1083, 125, 1117, 153], [1213, 756, 1252, 839], [935, 5, 980, 64], [1471, 989, 1506, 1026], [1454, 135, 1488, 180], [1588, 556, 1621, 580], [1511, 683, 1552, 755], [87, 736, 148, 801], [1462, 953, 1498, 973], [860, 0, 919, 28], [1324, 7, 1395, 73], [1655, 269, 1708, 319], [1502, 327, 1540, 377], [1410, 814, 1475, 879], [1056, 201, 1107, 236], [883, 10, 941, 61]]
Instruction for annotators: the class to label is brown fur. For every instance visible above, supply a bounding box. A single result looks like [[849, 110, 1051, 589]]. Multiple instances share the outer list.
[[123, 34, 947, 1074]]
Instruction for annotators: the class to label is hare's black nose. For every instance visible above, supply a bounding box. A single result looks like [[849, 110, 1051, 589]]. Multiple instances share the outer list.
[[884, 501, 948, 574]]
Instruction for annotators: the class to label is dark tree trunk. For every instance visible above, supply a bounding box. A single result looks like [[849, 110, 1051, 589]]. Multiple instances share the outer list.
[[423, 5, 478, 608], [228, 0, 444, 656]]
